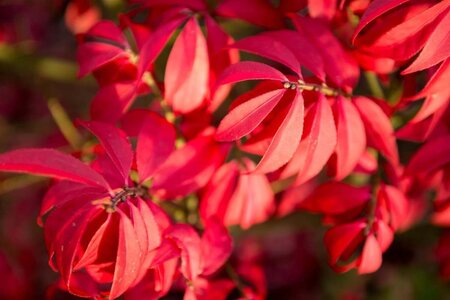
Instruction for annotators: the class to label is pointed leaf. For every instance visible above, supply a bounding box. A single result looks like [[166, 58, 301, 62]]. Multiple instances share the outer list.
[[216, 89, 285, 141], [232, 35, 301, 75], [402, 8, 450, 73], [215, 0, 284, 29], [201, 219, 233, 276], [353, 96, 399, 165], [0, 148, 110, 190], [137, 112, 176, 182], [352, 0, 410, 43], [80, 121, 133, 184], [137, 17, 185, 76], [263, 30, 326, 81], [283, 95, 337, 184], [331, 96, 366, 180], [90, 81, 139, 123], [164, 17, 209, 113], [291, 15, 359, 91], [254, 92, 305, 173], [300, 182, 370, 215], [357, 234, 382, 274], [215, 61, 288, 88], [406, 134, 450, 175], [109, 209, 142, 299]]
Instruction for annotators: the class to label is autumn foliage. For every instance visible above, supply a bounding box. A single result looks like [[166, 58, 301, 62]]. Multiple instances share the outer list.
[[0, 0, 450, 299]]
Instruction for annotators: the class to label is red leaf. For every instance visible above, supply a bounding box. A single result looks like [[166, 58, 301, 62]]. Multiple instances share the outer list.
[[357, 234, 382, 274], [200, 163, 240, 223], [80, 121, 133, 185], [76, 21, 129, 77], [355, 1, 450, 61], [308, 0, 338, 22], [136, 112, 176, 182], [165, 224, 202, 281], [215, 0, 284, 29], [353, 96, 399, 165], [0, 148, 110, 190], [137, 17, 185, 77], [377, 184, 409, 230], [263, 30, 326, 81], [324, 221, 365, 266], [39, 181, 105, 227], [406, 134, 450, 176], [410, 58, 450, 122], [164, 17, 209, 113], [215, 61, 288, 87], [254, 91, 305, 173], [109, 209, 143, 299], [229, 164, 275, 228], [152, 129, 228, 198], [90, 82, 139, 123], [74, 213, 111, 271], [352, 0, 410, 43], [291, 15, 359, 91], [201, 219, 233, 276], [330, 96, 366, 180], [216, 89, 286, 141], [138, 199, 163, 252], [300, 182, 370, 215], [82, 20, 127, 45], [232, 35, 301, 75], [282, 95, 337, 184], [402, 7, 450, 73], [201, 160, 275, 229], [77, 43, 129, 78]]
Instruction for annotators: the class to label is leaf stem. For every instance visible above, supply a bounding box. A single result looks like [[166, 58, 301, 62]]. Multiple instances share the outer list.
[[364, 71, 385, 99], [48, 98, 83, 150]]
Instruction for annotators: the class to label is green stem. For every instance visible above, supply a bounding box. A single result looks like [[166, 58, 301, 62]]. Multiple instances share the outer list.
[[364, 71, 385, 99], [48, 98, 83, 150], [0, 175, 46, 196]]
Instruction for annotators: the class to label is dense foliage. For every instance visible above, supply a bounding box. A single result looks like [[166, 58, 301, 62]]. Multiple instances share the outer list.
[[0, 0, 449, 299]]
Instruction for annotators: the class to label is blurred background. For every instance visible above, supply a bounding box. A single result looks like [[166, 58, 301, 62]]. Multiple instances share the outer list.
[[0, 1, 449, 299]]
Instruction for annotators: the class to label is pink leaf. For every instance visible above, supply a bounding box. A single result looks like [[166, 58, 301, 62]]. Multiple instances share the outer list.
[[291, 15, 359, 91], [232, 35, 301, 75], [352, 0, 410, 43], [79, 121, 133, 184], [0, 148, 110, 190], [165, 224, 202, 281], [409, 58, 450, 122], [137, 17, 185, 77], [216, 89, 285, 141], [324, 221, 365, 265], [77, 43, 129, 78], [406, 134, 450, 176], [356, 1, 450, 61], [402, 7, 450, 73], [330, 96, 366, 180], [201, 219, 233, 276], [90, 82, 139, 123], [300, 182, 370, 215], [109, 209, 143, 299], [215, 0, 284, 29], [227, 162, 275, 228], [263, 30, 326, 81], [164, 17, 209, 113], [215, 61, 288, 87], [353, 96, 399, 165], [136, 112, 176, 182], [283, 95, 337, 184], [357, 234, 382, 274], [152, 130, 228, 199], [254, 92, 305, 174]]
